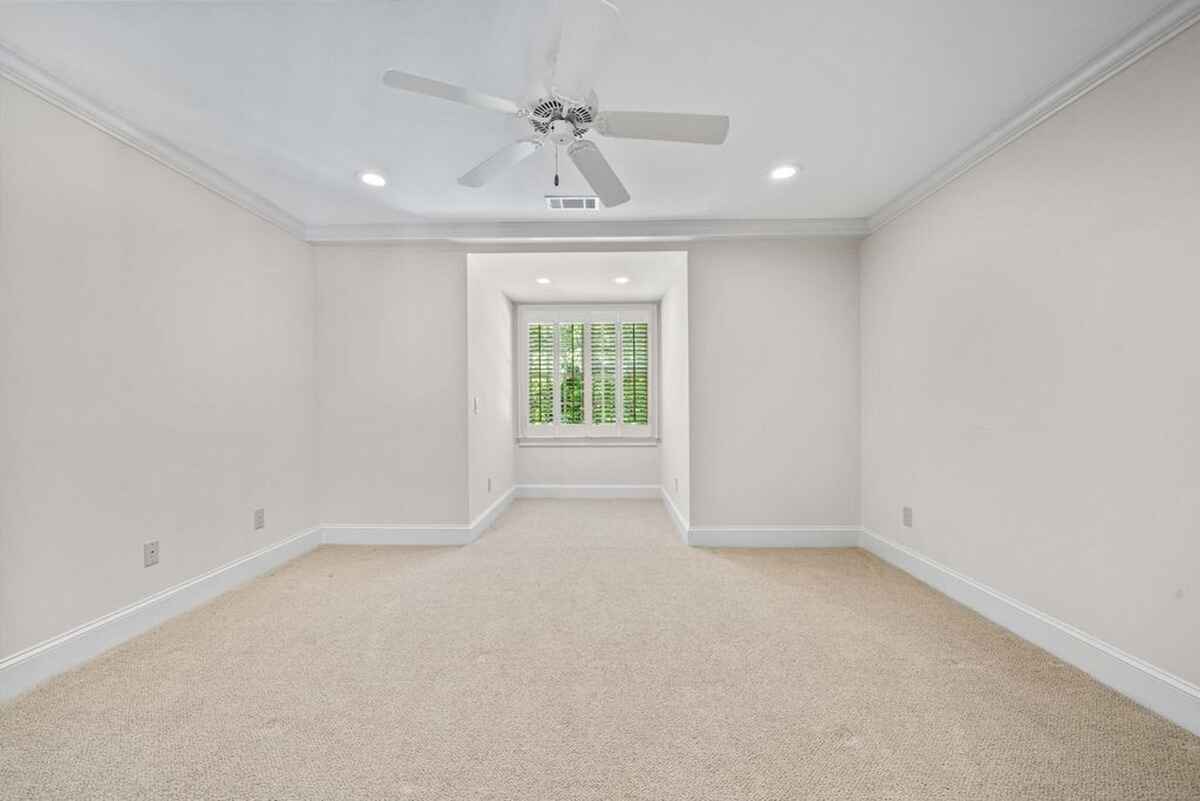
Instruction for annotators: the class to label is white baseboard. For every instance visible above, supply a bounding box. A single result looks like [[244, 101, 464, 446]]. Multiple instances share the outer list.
[[321, 487, 517, 546], [470, 486, 516, 537], [0, 526, 321, 702], [319, 526, 476, 546], [660, 488, 690, 543], [0, 487, 521, 700], [657, 488, 858, 548], [515, 484, 661, 499], [689, 526, 860, 548], [7, 508, 1193, 740], [860, 528, 1200, 737]]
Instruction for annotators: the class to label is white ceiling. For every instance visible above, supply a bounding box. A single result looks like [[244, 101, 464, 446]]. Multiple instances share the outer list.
[[0, 0, 1174, 227], [471, 251, 685, 303]]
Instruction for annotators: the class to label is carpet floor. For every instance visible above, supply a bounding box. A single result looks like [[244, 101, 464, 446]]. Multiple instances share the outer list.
[[1, 499, 1198, 799]]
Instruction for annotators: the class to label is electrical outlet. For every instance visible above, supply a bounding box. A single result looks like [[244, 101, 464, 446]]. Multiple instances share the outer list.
[[903, 506, 913, 527], [254, 508, 265, 530], [143, 540, 159, 567]]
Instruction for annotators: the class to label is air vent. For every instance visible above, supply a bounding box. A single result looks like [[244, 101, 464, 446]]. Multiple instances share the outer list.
[[546, 195, 599, 210]]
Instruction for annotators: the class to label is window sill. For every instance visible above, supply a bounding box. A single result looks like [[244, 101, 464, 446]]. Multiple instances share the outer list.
[[516, 437, 660, 448]]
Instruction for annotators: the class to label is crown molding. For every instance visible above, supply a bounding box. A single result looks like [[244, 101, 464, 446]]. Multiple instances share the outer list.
[[10, 0, 1196, 246], [868, 0, 1200, 232], [0, 41, 307, 240], [305, 217, 869, 244]]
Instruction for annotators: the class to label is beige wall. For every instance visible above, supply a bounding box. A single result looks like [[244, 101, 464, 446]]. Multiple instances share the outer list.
[[0, 78, 317, 659], [659, 280, 691, 520], [516, 445, 660, 486], [860, 25, 1200, 685], [688, 239, 861, 528], [317, 243, 684, 525], [467, 260, 515, 519], [315, 245, 468, 525]]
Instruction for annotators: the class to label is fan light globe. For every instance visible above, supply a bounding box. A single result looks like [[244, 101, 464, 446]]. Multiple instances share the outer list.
[[360, 172, 387, 188]]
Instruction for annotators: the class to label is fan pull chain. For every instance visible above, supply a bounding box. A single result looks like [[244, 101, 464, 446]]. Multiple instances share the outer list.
[[554, 145, 560, 187]]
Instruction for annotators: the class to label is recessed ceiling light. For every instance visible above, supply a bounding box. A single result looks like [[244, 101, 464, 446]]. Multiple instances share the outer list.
[[613, 276, 631, 285], [770, 164, 798, 181], [536, 277, 552, 285], [359, 171, 387, 187]]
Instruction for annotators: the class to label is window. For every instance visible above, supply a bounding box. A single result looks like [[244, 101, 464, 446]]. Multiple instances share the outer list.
[[518, 305, 655, 439]]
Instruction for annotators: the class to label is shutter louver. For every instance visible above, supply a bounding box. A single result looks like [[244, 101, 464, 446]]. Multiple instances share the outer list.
[[559, 322, 585, 425], [622, 322, 649, 425], [590, 322, 617, 424], [528, 324, 554, 424]]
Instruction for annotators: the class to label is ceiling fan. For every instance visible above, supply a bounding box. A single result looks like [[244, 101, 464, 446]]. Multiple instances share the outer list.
[[380, 0, 729, 208]]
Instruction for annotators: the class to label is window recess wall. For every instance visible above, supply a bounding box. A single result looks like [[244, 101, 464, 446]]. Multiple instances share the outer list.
[[518, 305, 656, 440]]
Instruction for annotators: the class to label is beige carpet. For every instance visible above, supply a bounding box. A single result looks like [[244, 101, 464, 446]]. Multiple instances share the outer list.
[[1, 499, 1197, 799]]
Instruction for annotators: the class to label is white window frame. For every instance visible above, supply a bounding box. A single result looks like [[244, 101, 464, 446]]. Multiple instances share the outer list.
[[518, 304, 656, 440]]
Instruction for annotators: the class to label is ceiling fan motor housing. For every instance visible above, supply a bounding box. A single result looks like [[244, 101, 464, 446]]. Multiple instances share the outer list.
[[528, 95, 597, 144], [547, 120, 576, 145]]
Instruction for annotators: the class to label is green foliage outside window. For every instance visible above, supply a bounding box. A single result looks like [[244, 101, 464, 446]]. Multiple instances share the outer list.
[[559, 323, 584, 424]]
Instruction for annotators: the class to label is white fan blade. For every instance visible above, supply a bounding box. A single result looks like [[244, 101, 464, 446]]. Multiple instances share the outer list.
[[596, 111, 730, 145], [567, 139, 629, 207], [382, 70, 521, 116], [458, 140, 543, 188], [547, 0, 623, 103]]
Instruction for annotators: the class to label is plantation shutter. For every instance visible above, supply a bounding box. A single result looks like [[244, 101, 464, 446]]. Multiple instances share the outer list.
[[528, 323, 554, 425], [621, 322, 650, 426], [520, 306, 653, 438], [590, 322, 618, 424], [559, 322, 585, 426]]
